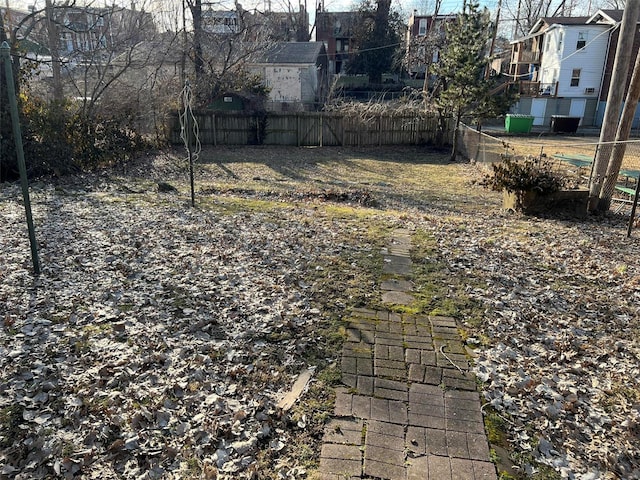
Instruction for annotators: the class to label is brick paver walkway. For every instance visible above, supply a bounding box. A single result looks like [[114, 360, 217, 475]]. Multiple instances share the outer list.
[[319, 229, 497, 480]]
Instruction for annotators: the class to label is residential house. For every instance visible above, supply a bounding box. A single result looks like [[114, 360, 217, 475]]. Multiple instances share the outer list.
[[2, 5, 154, 67], [1, 6, 32, 39], [509, 15, 608, 126], [55, 6, 155, 57], [202, 7, 308, 41], [1, 6, 51, 77], [249, 41, 328, 111], [315, 10, 361, 75], [202, 9, 241, 34], [405, 11, 457, 79], [508, 9, 640, 127]]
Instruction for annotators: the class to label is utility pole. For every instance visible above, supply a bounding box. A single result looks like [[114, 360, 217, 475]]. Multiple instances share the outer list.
[[597, 47, 640, 212], [588, 1, 640, 212]]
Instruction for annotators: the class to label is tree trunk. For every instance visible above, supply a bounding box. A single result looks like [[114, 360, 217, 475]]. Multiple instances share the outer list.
[[369, 0, 391, 84], [422, 0, 442, 95], [450, 110, 461, 161], [45, 0, 63, 102], [191, 0, 204, 83]]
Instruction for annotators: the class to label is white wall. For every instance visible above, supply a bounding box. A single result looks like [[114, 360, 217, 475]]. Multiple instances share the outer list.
[[540, 25, 609, 98], [300, 65, 319, 103], [263, 66, 303, 102], [254, 64, 318, 104]]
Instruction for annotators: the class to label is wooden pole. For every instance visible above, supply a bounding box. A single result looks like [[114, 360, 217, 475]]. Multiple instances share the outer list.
[[589, 2, 640, 211], [1, 41, 40, 275], [599, 47, 640, 212]]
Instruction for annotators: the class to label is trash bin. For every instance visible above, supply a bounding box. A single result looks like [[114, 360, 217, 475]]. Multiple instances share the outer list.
[[550, 115, 580, 133], [505, 114, 534, 133]]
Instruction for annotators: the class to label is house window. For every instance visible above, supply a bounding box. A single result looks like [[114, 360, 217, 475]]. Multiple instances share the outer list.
[[571, 68, 581, 87], [418, 18, 427, 36], [577, 32, 587, 50], [336, 39, 348, 52], [558, 31, 564, 52]]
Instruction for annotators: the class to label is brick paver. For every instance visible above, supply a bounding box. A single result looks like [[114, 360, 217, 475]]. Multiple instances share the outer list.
[[319, 229, 497, 480]]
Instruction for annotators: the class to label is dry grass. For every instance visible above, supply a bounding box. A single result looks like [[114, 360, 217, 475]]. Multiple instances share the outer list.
[[496, 134, 640, 172], [157, 145, 501, 215]]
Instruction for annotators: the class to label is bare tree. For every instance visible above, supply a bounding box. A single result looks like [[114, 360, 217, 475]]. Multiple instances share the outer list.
[[503, 0, 575, 38], [183, 2, 279, 106], [47, 3, 160, 118], [594, 0, 626, 8]]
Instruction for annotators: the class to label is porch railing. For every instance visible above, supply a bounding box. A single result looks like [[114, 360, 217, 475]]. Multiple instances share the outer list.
[[517, 81, 558, 97]]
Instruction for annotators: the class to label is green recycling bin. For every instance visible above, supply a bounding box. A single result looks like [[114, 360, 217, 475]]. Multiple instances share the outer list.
[[505, 114, 534, 133]]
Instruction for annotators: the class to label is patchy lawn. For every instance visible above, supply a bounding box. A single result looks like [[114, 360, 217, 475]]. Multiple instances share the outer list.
[[1, 145, 639, 479]]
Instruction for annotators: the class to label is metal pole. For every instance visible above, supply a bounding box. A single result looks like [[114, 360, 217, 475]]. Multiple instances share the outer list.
[[626, 173, 640, 237], [1, 41, 40, 275], [184, 81, 195, 208]]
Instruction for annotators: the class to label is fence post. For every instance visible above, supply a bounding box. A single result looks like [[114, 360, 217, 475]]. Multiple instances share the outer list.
[[379, 115, 383, 147], [1, 41, 40, 275], [297, 113, 301, 147], [319, 113, 323, 147]]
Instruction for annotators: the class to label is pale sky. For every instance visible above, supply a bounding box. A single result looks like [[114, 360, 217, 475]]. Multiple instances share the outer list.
[[6, 0, 502, 38], [7, 0, 477, 15]]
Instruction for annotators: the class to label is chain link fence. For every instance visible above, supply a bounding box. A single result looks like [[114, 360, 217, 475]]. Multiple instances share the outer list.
[[457, 123, 640, 212], [458, 123, 640, 178]]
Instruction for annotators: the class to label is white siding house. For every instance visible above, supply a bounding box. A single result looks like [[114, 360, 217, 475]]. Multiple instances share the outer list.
[[508, 9, 640, 129], [508, 14, 614, 127], [539, 24, 609, 98]]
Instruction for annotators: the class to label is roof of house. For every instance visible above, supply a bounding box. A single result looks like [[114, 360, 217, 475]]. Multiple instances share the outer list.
[[256, 42, 325, 64], [526, 14, 608, 37], [530, 16, 590, 33], [587, 9, 623, 24], [540, 16, 590, 25]]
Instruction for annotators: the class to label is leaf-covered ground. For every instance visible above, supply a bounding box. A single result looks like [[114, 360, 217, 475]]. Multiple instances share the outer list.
[[1, 146, 639, 479]]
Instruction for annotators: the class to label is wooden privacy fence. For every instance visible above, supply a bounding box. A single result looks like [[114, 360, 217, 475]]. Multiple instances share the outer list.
[[169, 111, 452, 147]]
